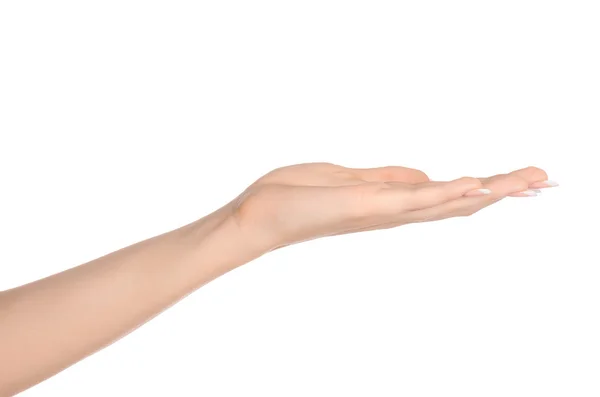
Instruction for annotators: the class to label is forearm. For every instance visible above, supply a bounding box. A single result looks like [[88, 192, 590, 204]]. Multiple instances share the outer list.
[[0, 207, 259, 396]]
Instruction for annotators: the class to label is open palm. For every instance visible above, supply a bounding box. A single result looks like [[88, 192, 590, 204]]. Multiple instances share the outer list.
[[230, 163, 553, 251]]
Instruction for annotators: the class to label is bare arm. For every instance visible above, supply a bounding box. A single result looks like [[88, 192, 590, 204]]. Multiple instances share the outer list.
[[0, 208, 259, 396], [0, 163, 556, 395]]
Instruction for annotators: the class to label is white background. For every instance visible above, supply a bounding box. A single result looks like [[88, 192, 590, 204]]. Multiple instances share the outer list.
[[1, 1, 598, 396]]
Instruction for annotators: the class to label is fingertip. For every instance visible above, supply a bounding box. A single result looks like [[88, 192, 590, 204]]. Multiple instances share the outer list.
[[511, 166, 549, 183], [508, 189, 539, 197], [529, 179, 559, 189], [464, 188, 492, 197]]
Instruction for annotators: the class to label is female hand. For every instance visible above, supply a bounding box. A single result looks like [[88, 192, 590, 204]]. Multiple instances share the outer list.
[[0, 161, 557, 395], [230, 163, 556, 251]]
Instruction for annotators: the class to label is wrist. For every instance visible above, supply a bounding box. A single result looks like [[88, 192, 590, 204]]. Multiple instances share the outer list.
[[180, 206, 267, 274]]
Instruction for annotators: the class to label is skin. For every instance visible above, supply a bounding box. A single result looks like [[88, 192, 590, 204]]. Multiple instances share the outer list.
[[0, 163, 556, 396]]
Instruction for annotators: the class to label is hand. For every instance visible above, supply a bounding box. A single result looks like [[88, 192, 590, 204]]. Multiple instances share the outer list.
[[229, 163, 556, 252], [0, 161, 557, 395]]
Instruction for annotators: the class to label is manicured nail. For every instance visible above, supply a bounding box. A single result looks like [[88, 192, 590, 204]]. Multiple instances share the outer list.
[[464, 188, 492, 197], [530, 180, 559, 189], [533, 189, 542, 194], [521, 190, 538, 196]]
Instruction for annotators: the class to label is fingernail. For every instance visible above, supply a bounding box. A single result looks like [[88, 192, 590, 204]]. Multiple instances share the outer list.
[[464, 188, 492, 197], [533, 189, 542, 194], [542, 180, 559, 187], [531, 180, 560, 189], [521, 190, 538, 196]]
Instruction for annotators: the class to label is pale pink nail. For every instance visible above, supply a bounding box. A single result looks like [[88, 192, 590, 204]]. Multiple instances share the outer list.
[[530, 180, 559, 188], [519, 190, 538, 196], [464, 188, 492, 197]]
